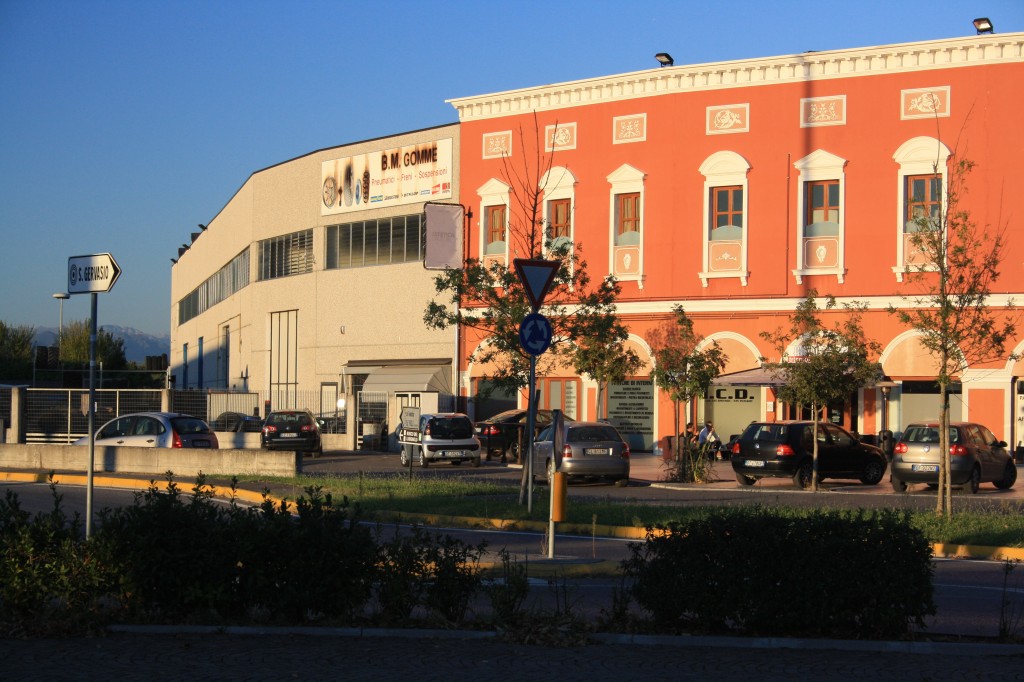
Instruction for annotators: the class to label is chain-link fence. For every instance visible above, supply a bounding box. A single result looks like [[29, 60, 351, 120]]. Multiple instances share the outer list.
[[24, 388, 162, 444]]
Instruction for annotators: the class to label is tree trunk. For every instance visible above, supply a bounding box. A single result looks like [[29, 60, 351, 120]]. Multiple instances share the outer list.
[[811, 402, 820, 492]]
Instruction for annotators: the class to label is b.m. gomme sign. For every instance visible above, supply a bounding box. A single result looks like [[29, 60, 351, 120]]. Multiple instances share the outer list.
[[321, 138, 452, 216]]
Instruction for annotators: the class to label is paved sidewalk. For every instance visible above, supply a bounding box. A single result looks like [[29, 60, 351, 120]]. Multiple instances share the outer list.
[[3, 630, 1023, 681]]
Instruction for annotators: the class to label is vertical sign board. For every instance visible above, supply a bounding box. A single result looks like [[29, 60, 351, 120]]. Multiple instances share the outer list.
[[423, 203, 464, 270], [67, 253, 121, 539]]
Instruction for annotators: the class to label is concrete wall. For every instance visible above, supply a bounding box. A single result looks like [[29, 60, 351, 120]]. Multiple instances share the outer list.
[[0, 444, 301, 477]]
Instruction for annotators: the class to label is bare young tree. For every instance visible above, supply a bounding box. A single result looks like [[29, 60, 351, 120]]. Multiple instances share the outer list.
[[890, 142, 1016, 516]]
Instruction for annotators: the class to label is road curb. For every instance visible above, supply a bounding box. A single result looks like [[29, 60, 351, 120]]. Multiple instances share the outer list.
[[104, 624, 1024, 655], [4, 469, 1022, 565]]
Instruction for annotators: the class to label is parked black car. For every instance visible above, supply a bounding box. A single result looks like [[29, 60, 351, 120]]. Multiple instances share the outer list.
[[731, 420, 887, 489], [261, 409, 322, 457], [890, 421, 1017, 493], [210, 411, 264, 433], [474, 409, 555, 463]]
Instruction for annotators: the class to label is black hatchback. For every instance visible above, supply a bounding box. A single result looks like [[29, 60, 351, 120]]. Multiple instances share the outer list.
[[261, 410, 323, 457], [731, 421, 887, 489]]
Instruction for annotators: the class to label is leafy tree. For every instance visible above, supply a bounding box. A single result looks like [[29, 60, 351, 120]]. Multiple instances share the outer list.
[[572, 316, 642, 420], [890, 150, 1016, 516], [59, 320, 128, 370], [424, 116, 627, 397], [0, 321, 36, 380], [761, 291, 882, 491], [648, 305, 727, 482]]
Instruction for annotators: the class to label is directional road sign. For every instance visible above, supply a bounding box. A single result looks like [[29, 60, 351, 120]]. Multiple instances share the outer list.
[[68, 253, 121, 294], [519, 312, 553, 356], [513, 258, 559, 311]]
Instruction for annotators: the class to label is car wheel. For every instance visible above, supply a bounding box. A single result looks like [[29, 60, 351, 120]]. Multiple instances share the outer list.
[[546, 458, 556, 485], [994, 461, 1018, 490], [793, 460, 814, 490], [471, 457, 481, 468], [966, 466, 981, 494], [860, 458, 885, 485], [735, 472, 756, 487], [505, 441, 520, 464], [614, 476, 629, 487], [418, 447, 428, 468], [891, 476, 908, 493], [400, 446, 410, 467]]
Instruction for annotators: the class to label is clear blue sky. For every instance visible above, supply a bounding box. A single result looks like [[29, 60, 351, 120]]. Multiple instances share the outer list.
[[1, 0, 1021, 337]]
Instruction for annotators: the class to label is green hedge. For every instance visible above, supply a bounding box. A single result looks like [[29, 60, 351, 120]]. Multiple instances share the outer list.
[[622, 507, 936, 639]]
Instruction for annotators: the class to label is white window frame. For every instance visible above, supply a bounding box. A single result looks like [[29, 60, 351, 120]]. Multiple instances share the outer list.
[[793, 150, 847, 284], [476, 178, 511, 261], [607, 163, 646, 288], [540, 166, 577, 255], [892, 136, 952, 282], [699, 151, 751, 286]]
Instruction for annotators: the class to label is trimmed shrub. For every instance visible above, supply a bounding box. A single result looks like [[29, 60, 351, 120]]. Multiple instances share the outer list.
[[623, 507, 936, 639]]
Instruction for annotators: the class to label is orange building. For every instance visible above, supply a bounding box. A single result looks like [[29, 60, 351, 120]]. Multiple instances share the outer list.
[[447, 33, 1024, 454]]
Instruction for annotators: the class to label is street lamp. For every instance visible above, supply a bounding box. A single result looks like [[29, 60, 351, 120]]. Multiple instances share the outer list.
[[51, 292, 69, 356]]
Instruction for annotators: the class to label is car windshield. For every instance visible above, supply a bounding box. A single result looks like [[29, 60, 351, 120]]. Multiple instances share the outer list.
[[269, 413, 312, 427], [171, 417, 211, 434], [744, 423, 788, 443], [567, 425, 620, 442], [429, 417, 473, 438], [903, 426, 959, 443]]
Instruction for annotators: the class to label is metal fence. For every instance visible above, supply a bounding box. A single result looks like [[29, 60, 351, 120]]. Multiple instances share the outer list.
[[3, 387, 463, 444], [24, 388, 162, 444]]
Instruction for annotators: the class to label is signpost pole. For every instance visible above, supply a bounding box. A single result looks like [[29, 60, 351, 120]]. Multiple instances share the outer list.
[[86, 292, 97, 539], [526, 354, 536, 513]]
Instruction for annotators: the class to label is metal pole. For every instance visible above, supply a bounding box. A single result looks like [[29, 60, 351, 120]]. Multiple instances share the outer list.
[[526, 354, 536, 513], [86, 293, 97, 539]]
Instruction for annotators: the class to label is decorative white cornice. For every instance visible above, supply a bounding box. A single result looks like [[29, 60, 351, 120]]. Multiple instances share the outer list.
[[447, 34, 1023, 122]]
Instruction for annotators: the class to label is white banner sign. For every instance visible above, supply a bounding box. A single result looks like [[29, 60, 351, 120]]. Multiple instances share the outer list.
[[321, 138, 452, 216]]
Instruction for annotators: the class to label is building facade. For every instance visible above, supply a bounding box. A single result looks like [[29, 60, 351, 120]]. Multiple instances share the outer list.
[[170, 125, 461, 448], [448, 34, 1024, 452]]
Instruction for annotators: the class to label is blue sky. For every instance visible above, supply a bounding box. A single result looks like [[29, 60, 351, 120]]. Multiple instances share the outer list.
[[1, 0, 1021, 337]]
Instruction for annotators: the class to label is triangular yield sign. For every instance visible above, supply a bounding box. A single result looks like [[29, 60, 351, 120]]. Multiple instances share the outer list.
[[513, 258, 559, 310]]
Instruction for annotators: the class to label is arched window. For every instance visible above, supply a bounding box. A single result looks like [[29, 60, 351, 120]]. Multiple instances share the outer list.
[[892, 136, 952, 281], [699, 151, 751, 286], [607, 164, 646, 287], [793, 150, 847, 284]]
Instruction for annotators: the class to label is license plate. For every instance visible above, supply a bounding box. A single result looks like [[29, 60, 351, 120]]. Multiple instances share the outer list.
[[585, 448, 610, 455], [192, 441, 211, 448], [745, 460, 765, 468], [441, 451, 465, 458], [281, 433, 297, 438], [912, 464, 939, 473]]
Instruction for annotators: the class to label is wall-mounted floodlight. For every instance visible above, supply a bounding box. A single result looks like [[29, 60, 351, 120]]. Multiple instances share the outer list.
[[973, 17, 994, 34], [655, 52, 674, 67]]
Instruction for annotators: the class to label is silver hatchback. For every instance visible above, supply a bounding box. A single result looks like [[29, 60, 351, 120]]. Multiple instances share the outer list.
[[533, 420, 630, 486], [75, 412, 219, 449], [890, 421, 1017, 494]]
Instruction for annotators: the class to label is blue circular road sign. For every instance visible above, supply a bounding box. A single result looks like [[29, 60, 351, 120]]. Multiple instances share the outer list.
[[519, 313, 553, 356]]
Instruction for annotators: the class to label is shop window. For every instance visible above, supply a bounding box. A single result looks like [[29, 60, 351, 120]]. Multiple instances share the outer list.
[[793, 150, 846, 284], [892, 136, 951, 281], [699, 151, 750, 286]]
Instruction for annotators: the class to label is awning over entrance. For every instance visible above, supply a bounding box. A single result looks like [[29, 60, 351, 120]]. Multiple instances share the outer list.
[[712, 366, 788, 387], [359, 364, 452, 394]]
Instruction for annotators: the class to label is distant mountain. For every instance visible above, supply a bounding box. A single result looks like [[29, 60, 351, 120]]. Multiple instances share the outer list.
[[33, 325, 170, 363]]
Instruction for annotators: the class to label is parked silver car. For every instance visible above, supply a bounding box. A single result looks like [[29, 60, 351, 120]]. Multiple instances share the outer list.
[[890, 421, 1017, 494], [533, 420, 630, 486], [399, 413, 481, 467], [75, 412, 219, 449]]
